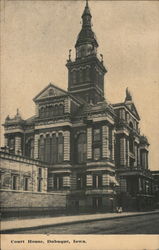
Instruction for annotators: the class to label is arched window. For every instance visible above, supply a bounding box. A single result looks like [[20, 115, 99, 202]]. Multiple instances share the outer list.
[[76, 133, 87, 163], [55, 105, 58, 116], [48, 106, 51, 117], [51, 106, 55, 116], [46, 106, 49, 117], [45, 134, 51, 162], [51, 134, 57, 164], [129, 134, 134, 153], [40, 107, 45, 118], [58, 133, 64, 163], [25, 138, 34, 158], [129, 122, 133, 129], [39, 136, 45, 161], [59, 104, 64, 115]]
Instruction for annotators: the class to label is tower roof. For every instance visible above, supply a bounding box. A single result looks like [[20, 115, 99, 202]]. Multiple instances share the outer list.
[[82, 0, 91, 17], [75, 0, 98, 48]]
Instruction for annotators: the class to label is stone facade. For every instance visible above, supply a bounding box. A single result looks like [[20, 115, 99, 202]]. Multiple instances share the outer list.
[[0, 1, 154, 213]]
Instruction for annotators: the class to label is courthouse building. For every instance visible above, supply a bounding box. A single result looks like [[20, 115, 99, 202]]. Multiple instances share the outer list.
[[0, 1, 154, 214]]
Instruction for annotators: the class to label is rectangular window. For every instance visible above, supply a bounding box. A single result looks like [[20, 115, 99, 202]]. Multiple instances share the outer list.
[[93, 129, 101, 142], [24, 177, 29, 191], [38, 168, 42, 177], [77, 174, 86, 189], [93, 147, 101, 161], [12, 175, 18, 190], [54, 176, 63, 190], [109, 128, 112, 159], [93, 175, 102, 188], [37, 179, 42, 192]]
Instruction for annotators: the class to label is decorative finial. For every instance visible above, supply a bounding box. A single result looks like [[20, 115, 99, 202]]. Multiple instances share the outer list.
[[100, 54, 103, 63], [6, 115, 10, 121], [125, 87, 132, 102], [16, 108, 19, 116], [69, 49, 72, 61], [86, 0, 88, 7]]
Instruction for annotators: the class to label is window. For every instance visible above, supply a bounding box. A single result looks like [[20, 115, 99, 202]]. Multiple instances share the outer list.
[[38, 136, 45, 161], [39, 107, 45, 118], [93, 147, 101, 161], [93, 129, 101, 142], [37, 168, 42, 192], [38, 168, 42, 177], [109, 127, 113, 159], [93, 175, 102, 188], [25, 138, 34, 158], [12, 175, 18, 190], [45, 106, 49, 117], [129, 135, 134, 153], [54, 175, 63, 190], [9, 138, 15, 153], [51, 134, 57, 164], [58, 133, 64, 163], [51, 106, 55, 116], [48, 106, 52, 117], [77, 174, 86, 189], [37, 179, 42, 192], [77, 133, 87, 163], [59, 104, 64, 116], [45, 135, 51, 162], [55, 105, 58, 116], [24, 177, 29, 191]]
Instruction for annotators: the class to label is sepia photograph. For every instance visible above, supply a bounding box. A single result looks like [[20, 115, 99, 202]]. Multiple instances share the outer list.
[[0, 0, 159, 246]]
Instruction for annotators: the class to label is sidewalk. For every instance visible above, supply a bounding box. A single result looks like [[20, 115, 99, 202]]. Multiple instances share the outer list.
[[1, 210, 159, 233]]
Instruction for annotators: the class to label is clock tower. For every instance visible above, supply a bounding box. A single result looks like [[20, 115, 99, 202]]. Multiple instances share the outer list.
[[66, 0, 107, 104]]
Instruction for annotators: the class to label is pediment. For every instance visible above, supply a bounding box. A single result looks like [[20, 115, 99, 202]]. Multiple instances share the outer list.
[[33, 83, 68, 102], [125, 102, 140, 120]]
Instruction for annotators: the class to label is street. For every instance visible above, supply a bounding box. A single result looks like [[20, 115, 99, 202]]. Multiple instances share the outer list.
[[16, 213, 159, 234]]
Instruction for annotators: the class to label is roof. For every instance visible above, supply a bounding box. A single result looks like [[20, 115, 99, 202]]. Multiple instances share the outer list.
[[33, 83, 68, 102]]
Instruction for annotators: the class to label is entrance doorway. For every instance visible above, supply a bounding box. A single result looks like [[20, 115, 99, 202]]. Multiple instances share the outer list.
[[92, 197, 102, 209]]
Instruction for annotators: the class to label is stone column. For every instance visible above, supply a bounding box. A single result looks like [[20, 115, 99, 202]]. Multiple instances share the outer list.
[[64, 131, 70, 161], [127, 139, 130, 167], [42, 168, 48, 192], [34, 134, 39, 159], [4, 137, 8, 147], [87, 127, 92, 159], [120, 137, 126, 166], [146, 151, 149, 169], [63, 176, 71, 188], [112, 129, 115, 161], [102, 125, 109, 159], [134, 144, 138, 167], [86, 174, 93, 187], [102, 174, 109, 186], [15, 136, 22, 155], [64, 98, 71, 113], [138, 147, 141, 166]]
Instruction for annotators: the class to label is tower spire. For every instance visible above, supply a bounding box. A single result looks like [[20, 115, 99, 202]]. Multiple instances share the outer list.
[[75, 0, 98, 48]]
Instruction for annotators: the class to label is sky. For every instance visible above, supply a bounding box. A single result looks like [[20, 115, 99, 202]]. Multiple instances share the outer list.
[[1, 0, 159, 170]]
